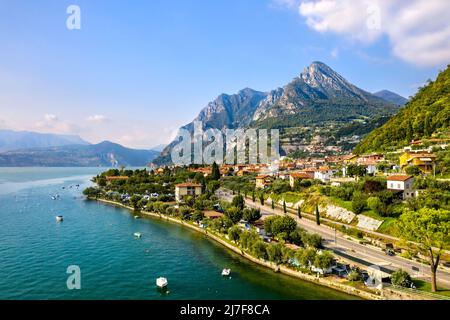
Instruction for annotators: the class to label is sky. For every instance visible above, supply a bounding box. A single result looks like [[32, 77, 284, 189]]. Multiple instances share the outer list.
[[0, 0, 449, 149]]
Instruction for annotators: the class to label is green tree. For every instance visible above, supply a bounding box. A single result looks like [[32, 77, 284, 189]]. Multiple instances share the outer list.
[[211, 162, 221, 180], [179, 206, 192, 220], [83, 187, 101, 198], [283, 200, 287, 213], [130, 195, 142, 210], [191, 210, 204, 222], [299, 248, 317, 268], [227, 225, 242, 243], [252, 240, 268, 260], [352, 192, 367, 214], [252, 191, 256, 202], [313, 251, 334, 272], [315, 205, 321, 226], [259, 192, 264, 206], [242, 208, 261, 223], [301, 232, 322, 248], [97, 177, 107, 187], [405, 165, 422, 176], [398, 208, 450, 292], [232, 194, 245, 210], [266, 243, 283, 264], [297, 206, 302, 219], [391, 269, 413, 288], [271, 200, 275, 210], [347, 270, 362, 282], [271, 216, 297, 236], [224, 206, 243, 224], [207, 180, 221, 193]]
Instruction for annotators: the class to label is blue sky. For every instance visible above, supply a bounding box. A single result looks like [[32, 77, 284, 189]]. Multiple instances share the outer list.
[[0, 0, 448, 148]]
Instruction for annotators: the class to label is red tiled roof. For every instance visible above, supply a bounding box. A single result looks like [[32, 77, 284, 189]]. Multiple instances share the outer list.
[[290, 172, 312, 179], [106, 176, 129, 180], [387, 175, 413, 182], [175, 183, 202, 187]]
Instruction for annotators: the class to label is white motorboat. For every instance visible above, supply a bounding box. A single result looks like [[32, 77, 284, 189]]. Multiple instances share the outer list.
[[56, 215, 64, 222], [221, 268, 231, 276], [134, 232, 142, 238], [134, 215, 141, 219], [156, 277, 168, 288]]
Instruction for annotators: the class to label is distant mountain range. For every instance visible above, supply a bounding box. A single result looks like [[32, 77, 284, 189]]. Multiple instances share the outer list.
[[154, 61, 401, 164], [355, 65, 450, 153], [0, 130, 89, 152], [373, 90, 408, 106], [0, 141, 160, 167]]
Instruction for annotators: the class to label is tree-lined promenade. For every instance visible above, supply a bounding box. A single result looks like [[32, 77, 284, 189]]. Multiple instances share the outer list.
[[84, 165, 450, 296]]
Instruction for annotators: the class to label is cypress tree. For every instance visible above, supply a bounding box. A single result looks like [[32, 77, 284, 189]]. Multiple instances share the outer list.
[[259, 193, 264, 206], [315, 205, 321, 226], [283, 200, 287, 214], [271, 199, 275, 210], [298, 206, 302, 219], [211, 162, 220, 180], [252, 191, 256, 202]]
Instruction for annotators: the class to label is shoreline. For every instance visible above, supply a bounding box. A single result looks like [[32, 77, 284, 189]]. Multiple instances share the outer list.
[[93, 197, 384, 300]]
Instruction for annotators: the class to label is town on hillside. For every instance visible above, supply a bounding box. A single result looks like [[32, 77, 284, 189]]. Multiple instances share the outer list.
[[84, 135, 450, 298]]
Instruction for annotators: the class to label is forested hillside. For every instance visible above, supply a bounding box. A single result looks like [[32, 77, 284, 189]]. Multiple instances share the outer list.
[[354, 66, 450, 153]]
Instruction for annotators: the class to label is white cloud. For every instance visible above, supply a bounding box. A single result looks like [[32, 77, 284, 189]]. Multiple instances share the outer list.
[[297, 0, 450, 66], [44, 114, 58, 122], [87, 114, 109, 123], [35, 114, 78, 134]]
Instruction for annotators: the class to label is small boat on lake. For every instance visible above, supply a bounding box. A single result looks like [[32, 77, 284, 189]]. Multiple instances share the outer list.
[[222, 268, 231, 276], [134, 215, 141, 219], [156, 277, 168, 288], [134, 232, 142, 238], [56, 215, 64, 222]]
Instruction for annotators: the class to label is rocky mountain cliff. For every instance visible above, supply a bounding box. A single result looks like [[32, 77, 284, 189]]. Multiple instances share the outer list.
[[154, 61, 401, 164]]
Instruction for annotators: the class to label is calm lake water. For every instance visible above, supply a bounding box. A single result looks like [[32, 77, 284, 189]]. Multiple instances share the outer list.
[[0, 167, 357, 300]]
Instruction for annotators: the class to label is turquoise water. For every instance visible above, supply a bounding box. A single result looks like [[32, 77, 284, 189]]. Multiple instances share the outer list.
[[0, 168, 357, 300]]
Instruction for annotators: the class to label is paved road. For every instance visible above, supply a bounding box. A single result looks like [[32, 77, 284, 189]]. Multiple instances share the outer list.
[[218, 190, 450, 289]]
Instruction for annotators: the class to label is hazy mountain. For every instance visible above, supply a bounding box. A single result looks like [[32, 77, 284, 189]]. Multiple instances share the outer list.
[[373, 90, 408, 106], [0, 141, 159, 167], [150, 144, 167, 152], [0, 130, 89, 152], [154, 61, 399, 164], [355, 65, 450, 153]]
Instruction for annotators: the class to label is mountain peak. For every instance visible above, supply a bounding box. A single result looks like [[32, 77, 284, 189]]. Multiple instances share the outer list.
[[373, 90, 408, 106]]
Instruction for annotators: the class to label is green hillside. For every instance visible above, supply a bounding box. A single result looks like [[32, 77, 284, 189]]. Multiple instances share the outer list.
[[354, 65, 450, 153]]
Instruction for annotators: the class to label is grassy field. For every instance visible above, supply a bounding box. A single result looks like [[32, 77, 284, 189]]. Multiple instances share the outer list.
[[413, 279, 450, 298]]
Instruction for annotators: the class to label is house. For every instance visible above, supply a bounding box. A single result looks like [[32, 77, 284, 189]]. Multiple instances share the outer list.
[[314, 166, 333, 183], [399, 151, 436, 173], [175, 182, 203, 202], [357, 153, 384, 164], [386, 175, 414, 199], [289, 172, 313, 188], [189, 167, 212, 177], [341, 154, 358, 164], [203, 210, 224, 219], [255, 174, 272, 189]]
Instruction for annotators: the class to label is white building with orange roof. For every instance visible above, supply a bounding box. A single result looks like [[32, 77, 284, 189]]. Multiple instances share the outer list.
[[314, 166, 333, 182], [386, 175, 414, 199]]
